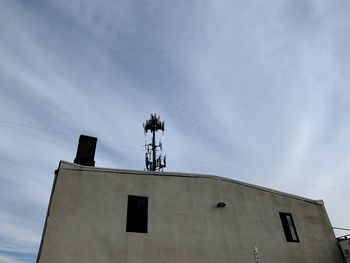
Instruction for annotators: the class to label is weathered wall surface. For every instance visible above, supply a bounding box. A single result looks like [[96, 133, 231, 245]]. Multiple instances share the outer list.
[[37, 162, 342, 263]]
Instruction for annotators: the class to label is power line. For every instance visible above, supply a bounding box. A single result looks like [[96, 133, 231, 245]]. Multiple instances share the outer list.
[[0, 119, 143, 151], [0, 119, 76, 137], [0, 119, 141, 150], [167, 153, 350, 193], [333, 227, 350, 232], [99, 139, 143, 151], [0, 118, 349, 193]]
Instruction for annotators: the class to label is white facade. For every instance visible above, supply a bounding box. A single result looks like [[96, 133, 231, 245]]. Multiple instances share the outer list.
[[37, 161, 343, 263]]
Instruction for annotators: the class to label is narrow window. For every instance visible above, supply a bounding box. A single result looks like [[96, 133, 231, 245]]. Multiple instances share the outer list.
[[279, 212, 299, 242], [126, 195, 148, 233]]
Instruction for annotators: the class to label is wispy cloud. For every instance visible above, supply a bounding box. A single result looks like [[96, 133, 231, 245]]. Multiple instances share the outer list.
[[1, 0, 350, 261]]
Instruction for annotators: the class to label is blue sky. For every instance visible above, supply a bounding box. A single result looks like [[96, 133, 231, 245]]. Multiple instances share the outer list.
[[1, 0, 350, 262]]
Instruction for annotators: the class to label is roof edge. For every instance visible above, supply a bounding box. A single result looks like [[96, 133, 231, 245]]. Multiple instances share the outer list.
[[58, 160, 323, 205]]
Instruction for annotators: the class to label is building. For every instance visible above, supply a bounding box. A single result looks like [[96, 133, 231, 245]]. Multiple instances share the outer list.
[[36, 135, 343, 263]]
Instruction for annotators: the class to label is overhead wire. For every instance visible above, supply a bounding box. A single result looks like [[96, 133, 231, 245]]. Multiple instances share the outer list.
[[1, 118, 349, 193], [166, 153, 350, 193], [333, 227, 350, 232], [0, 119, 144, 151], [0, 119, 76, 137], [2, 119, 349, 238]]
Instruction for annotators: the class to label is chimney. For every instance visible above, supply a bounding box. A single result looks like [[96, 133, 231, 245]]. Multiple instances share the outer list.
[[74, 135, 97, 166]]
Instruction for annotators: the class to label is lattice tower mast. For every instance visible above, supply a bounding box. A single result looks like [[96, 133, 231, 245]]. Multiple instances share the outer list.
[[143, 114, 166, 171]]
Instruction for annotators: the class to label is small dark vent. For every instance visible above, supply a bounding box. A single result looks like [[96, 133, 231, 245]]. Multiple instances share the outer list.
[[74, 135, 97, 166]]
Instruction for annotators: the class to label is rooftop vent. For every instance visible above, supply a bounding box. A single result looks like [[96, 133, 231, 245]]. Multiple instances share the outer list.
[[74, 135, 97, 166]]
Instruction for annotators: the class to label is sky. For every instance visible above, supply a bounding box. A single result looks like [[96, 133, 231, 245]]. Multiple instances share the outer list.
[[1, 0, 350, 262]]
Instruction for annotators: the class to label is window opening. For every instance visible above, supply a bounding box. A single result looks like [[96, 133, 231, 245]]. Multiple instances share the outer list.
[[279, 212, 299, 242], [126, 195, 148, 233]]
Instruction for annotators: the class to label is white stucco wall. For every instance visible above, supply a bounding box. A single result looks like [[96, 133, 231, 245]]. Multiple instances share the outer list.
[[37, 161, 342, 263]]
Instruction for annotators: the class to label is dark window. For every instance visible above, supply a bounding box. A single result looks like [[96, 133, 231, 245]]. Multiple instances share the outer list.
[[126, 195, 148, 233], [279, 212, 299, 242]]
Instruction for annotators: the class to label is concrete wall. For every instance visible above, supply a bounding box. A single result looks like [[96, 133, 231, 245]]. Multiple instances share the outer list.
[[37, 161, 343, 263]]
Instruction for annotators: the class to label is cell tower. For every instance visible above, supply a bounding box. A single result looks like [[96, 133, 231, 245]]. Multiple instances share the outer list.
[[143, 114, 166, 171]]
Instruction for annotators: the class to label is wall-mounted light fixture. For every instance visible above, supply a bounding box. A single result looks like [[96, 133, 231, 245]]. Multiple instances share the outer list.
[[217, 202, 226, 208]]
